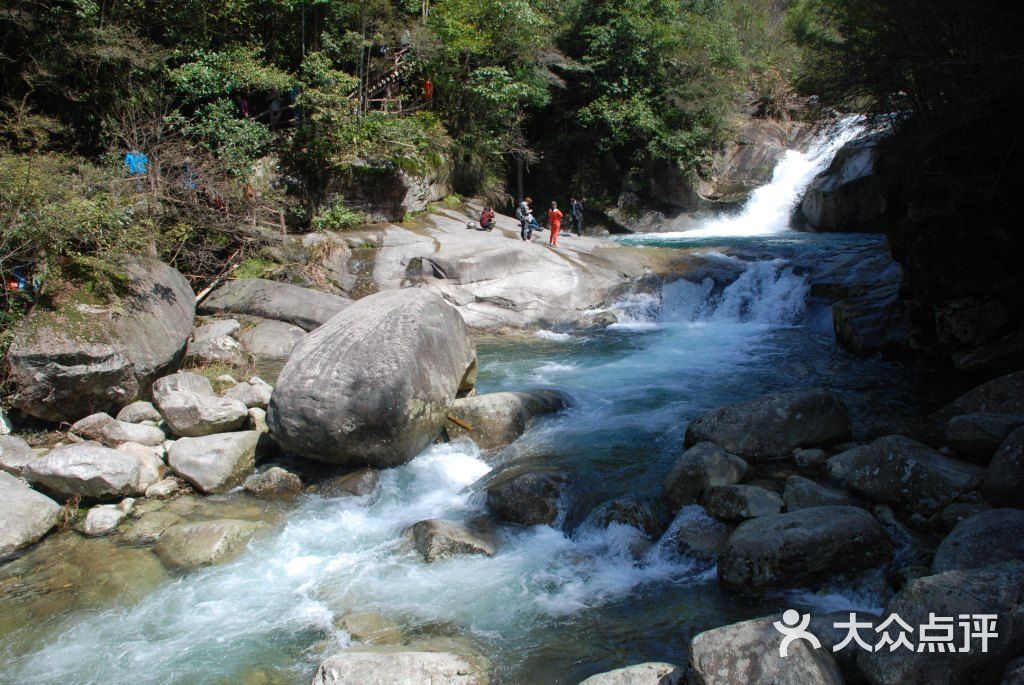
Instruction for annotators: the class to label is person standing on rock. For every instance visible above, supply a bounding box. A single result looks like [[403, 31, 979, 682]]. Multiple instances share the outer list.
[[570, 197, 584, 236], [547, 201, 563, 247], [517, 197, 535, 241]]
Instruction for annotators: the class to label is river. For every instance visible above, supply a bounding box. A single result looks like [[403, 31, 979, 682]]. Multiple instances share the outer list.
[[0, 123, 968, 684]]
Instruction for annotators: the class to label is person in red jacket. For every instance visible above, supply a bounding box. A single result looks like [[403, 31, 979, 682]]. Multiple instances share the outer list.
[[547, 201, 563, 246], [480, 206, 495, 230]]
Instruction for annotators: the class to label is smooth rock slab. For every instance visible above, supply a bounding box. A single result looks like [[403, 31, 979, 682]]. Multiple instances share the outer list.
[[25, 442, 142, 499], [268, 289, 476, 467], [662, 442, 747, 510], [825, 435, 984, 515], [689, 615, 844, 685], [167, 431, 259, 494], [312, 650, 483, 685], [404, 519, 495, 562], [701, 484, 783, 522], [156, 391, 249, 438], [444, 390, 570, 450], [199, 278, 351, 331], [154, 519, 259, 569], [0, 435, 38, 476], [718, 506, 892, 590], [858, 561, 1024, 685], [683, 388, 852, 460], [579, 662, 684, 685], [931, 508, 1024, 573], [0, 472, 59, 556]]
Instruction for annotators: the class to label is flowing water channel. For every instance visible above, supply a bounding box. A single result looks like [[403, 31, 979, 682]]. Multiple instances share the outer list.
[[0, 123, 968, 685]]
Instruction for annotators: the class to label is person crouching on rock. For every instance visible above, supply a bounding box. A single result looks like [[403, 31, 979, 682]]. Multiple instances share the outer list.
[[480, 205, 496, 231], [547, 201, 563, 247], [517, 197, 535, 241]]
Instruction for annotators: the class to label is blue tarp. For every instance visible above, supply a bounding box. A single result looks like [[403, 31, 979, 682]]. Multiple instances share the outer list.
[[124, 151, 149, 175]]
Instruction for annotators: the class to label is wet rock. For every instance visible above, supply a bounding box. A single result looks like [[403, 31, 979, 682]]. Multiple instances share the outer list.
[[934, 370, 1024, 421], [825, 436, 984, 515], [243, 466, 303, 499], [443, 390, 570, 450], [6, 257, 195, 423], [584, 495, 667, 539], [334, 612, 405, 645], [119, 510, 183, 545], [718, 506, 892, 590], [656, 505, 732, 565], [154, 518, 260, 569], [947, 412, 1024, 462], [199, 278, 351, 331], [81, 504, 127, 537], [983, 426, 1024, 507], [156, 391, 249, 438], [116, 400, 162, 424], [796, 133, 888, 232], [683, 388, 852, 461], [145, 477, 181, 499], [932, 508, 1024, 573], [858, 561, 1024, 685], [319, 468, 380, 497], [701, 484, 783, 522], [223, 378, 273, 409], [578, 662, 684, 685], [0, 435, 38, 476], [0, 471, 59, 555], [688, 614, 844, 685], [151, 372, 214, 404], [662, 442, 747, 510], [404, 519, 495, 562], [312, 650, 483, 685], [486, 468, 565, 526], [238, 319, 306, 361], [268, 289, 476, 467], [782, 475, 858, 511], [167, 431, 259, 494], [25, 441, 142, 499], [832, 283, 912, 358]]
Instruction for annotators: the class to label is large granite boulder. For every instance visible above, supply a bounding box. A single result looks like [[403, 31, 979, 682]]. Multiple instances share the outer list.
[[156, 391, 248, 438], [782, 475, 858, 511], [947, 412, 1024, 462], [661, 442, 747, 510], [403, 519, 495, 563], [6, 257, 195, 423], [984, 426, 1024, 507], [312, 649, 482, 685], [701, 484, 783, 522], [199, 278, 351, 331], [485, 468, 565, 526], [0, 472, 59, 555], [579, 662, 684, 685], [268, 289, 476, 467], [825, 435, 984, 515], [154, 519, 260, 569], [0, 435, 38, 476], [934, 370, 1024, 421], [688, 615, 844, 685], [795, 133, 888, 232], [656, 505, 732, 565], [858, 561, 1024, 685], [237, 319, 306, 360], [932, 508, 1024, 573], [718, 506, 892, 590], [25, 442, 143, 499], [684, 388, 852, 460], [167, 431, 259, 494], [443, 390, 570, 450]]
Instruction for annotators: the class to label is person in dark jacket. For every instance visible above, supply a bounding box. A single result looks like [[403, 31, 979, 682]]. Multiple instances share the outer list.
[[517, 197, 535, 241], [570, 197, 584, 236]]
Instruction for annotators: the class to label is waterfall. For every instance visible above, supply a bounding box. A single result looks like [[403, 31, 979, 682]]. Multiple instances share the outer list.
[[660, 117, 866, 238]]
